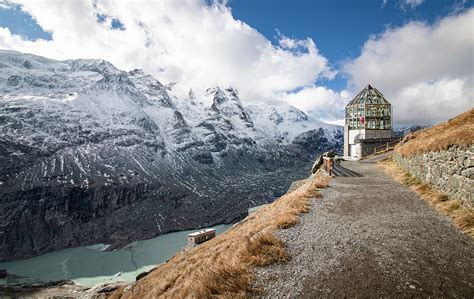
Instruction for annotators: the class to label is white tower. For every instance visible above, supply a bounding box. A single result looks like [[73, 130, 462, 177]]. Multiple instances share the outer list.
[[343, 84, 393, 159]]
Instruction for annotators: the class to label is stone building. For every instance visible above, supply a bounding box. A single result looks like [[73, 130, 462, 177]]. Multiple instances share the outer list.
[[343, 84, 398, 159]]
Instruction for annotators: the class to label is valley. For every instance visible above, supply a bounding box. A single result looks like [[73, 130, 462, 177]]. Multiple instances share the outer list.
[[0, 50, 342, 262]]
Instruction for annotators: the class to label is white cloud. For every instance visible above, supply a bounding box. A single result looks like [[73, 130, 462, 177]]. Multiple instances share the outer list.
[[400, 0, 424, 9], [283, 86, 350, 123], [344, 8, 474, 125], [0, 2, 13, 10], [395, 78, 471, 124], [0, 0, 335, 111]]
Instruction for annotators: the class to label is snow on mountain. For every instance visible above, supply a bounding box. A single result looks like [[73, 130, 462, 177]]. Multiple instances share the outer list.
[[0, 50, 342, 261]]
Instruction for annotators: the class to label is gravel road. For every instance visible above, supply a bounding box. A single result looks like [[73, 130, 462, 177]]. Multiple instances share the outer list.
[[255, 154, 474, 297]]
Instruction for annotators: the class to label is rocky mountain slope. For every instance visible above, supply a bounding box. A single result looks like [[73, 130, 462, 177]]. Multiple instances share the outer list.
[[0, 50, 342, 261]]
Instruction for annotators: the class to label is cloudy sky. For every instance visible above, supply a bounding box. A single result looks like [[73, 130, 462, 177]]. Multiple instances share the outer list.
[[0, 0, 472, 125]]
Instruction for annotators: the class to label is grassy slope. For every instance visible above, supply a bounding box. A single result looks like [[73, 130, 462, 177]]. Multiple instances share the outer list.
[[110, 175, 329, 298], [382, 108, 474, 237], [395, 108, 474, 157]]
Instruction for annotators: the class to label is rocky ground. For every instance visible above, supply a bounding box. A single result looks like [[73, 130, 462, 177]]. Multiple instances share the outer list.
[[255, 153, 474, 297]]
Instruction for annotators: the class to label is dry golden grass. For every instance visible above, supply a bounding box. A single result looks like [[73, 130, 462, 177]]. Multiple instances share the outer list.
[[194, 264, 256, 298], [110, 175, 329, 299], [395, 108, 474, 157], [380, 157, 474, 238], [275, 212, 299, 229], [242, 233, 290, 267]]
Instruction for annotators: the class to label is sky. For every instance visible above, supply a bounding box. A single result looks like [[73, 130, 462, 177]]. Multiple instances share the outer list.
[[0, 0, 472, 125]]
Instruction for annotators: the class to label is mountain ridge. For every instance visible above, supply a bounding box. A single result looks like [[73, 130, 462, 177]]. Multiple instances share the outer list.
[[0, 49, 342, 261]]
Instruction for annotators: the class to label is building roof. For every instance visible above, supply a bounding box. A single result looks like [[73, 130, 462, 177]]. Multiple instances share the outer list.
[[347, 84, 391, 106]]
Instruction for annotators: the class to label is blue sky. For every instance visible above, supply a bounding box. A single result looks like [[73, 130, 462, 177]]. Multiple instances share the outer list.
[[229, 0, 472, 90], [0, 3, 52, 40], [0, 0, 472, 125]]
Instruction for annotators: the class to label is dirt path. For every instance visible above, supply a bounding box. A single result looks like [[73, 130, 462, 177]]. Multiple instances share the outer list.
[[255, 154, 474, 297]]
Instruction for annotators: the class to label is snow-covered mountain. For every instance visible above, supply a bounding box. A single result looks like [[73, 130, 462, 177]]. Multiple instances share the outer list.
[[0, 50, 342, 261]]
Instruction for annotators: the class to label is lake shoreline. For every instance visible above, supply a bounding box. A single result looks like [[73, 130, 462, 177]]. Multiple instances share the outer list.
[[102, 213, 244, 254], [0, 224, 232, 288]]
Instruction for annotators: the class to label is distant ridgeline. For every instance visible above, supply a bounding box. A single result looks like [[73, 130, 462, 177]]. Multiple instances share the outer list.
[[393, 109, 474, 208]]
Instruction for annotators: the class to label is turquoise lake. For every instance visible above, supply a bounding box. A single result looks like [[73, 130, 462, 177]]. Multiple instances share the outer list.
[[0, 224, 230, 287]]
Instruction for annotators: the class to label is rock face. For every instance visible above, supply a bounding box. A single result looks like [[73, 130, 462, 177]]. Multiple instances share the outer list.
[[393, 145, 474, 207], [0, 50, 342, 261]]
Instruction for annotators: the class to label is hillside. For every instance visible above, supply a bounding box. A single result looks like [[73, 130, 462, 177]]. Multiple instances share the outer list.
[[0, 50, 342, 261], [110, 174, 329, 297], [395, 108, 474, 156], [111, 147, 474, 297]]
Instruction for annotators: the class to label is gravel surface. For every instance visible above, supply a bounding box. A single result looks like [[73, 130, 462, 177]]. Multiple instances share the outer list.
[[255, 154, 474, 297]]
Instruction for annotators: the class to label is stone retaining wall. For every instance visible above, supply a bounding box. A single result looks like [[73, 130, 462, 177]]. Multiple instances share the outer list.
[[393, 144, 473, 207]]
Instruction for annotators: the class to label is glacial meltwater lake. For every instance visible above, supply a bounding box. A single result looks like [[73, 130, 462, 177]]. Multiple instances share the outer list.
[[0, 224, 230, 287]]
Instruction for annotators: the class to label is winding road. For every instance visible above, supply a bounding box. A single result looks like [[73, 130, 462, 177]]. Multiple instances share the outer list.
[[256, 153, 474, 297]]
